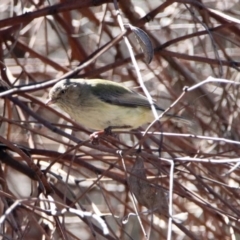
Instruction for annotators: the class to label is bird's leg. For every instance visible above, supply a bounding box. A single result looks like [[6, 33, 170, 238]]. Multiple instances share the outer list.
[[90, 125, 132, 144], [104, 126, 113, 135], [106, 125, 132, 132], [104, 125, 132, 136]]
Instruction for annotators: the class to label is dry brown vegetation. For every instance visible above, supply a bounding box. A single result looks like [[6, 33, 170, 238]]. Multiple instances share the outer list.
[[0, 0, 240, 239]]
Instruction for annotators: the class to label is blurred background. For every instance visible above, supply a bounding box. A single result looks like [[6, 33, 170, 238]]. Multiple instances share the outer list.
[[0, 0, 240, 239]]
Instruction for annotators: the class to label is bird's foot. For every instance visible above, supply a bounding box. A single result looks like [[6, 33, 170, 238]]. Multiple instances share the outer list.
[[90, 130, 105, 145], [90, 127, 114, 144]]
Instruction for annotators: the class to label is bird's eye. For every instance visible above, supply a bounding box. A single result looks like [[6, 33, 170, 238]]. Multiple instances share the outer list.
[[61, 89, 66, 94]]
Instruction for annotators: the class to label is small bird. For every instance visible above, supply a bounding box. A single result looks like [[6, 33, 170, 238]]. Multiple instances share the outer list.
[[46, 78, 184, 131]]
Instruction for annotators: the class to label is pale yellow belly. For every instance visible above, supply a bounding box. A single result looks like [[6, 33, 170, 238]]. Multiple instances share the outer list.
[[71, 104, 157, 130]]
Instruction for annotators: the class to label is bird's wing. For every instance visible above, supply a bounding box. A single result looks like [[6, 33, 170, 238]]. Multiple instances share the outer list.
[[90, 80, 165, 111]]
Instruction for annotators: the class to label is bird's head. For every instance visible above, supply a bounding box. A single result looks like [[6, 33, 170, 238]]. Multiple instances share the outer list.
[[45, 79, 86, 111]]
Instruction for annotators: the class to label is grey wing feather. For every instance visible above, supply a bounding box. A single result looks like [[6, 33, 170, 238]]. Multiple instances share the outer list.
[[91, 81, 164, 111]]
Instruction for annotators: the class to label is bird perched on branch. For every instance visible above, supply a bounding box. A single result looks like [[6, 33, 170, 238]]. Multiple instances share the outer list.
[[46, 78, 185, 131]]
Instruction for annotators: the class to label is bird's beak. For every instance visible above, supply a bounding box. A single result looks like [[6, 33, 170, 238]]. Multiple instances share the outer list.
[[45, 98, 55, 106]]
